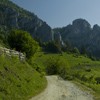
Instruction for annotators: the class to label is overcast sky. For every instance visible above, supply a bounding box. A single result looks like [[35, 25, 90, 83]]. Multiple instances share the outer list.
[[11, 0, 100, 28]]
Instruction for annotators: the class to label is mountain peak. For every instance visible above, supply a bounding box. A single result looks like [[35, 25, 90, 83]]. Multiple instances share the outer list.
[[53, 18, 100, 58], [93, 24, 100, 30], [0, 0, 53, 42], [72, 18, 91, 28]]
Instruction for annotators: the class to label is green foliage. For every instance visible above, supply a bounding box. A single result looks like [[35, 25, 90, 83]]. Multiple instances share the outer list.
[[43, 41, 61, 53], [0, 0, 53, 43], [58, 65, 69, 79], [0, 53, 47, 100], [80, 45, 87, 55], [64, 40, 73, 52], [34, 51, 100, 99], [45, 57, 59, 75], [81, 74, 88, 82], [0, 26, 9, 47], [85, 68, 91, 72], [0, 0, 34, 18], [8, 29, 39, 58], [44, 56, 70, 79], [95, 77, 100, 84], [72, 47, 80, 54]]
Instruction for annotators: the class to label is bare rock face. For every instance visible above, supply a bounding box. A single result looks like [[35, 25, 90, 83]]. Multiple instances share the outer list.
[[53, 18, 100, 58], [1, 0, 100, 58], [0, 0, 53, 42], [0, 5, 18, 28], [72, 19, 91, 34]]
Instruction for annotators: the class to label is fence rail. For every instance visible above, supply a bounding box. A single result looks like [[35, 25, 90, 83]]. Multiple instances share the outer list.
[[0, 47, 25, 61]]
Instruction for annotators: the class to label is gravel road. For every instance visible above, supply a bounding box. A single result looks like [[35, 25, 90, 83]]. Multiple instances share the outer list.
[[30, 75, 94, 100]]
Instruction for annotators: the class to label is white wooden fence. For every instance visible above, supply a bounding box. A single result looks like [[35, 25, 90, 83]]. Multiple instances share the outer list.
[[0, 47, 25, 61]]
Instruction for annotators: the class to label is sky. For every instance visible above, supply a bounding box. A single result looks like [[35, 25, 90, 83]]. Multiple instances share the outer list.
[[10, 0, 100, 28]]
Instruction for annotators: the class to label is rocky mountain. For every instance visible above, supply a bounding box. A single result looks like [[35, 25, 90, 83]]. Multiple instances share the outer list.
[[54, 19, 100, 58], [1, 0, 100, 58], [0, 0, 53, 42]]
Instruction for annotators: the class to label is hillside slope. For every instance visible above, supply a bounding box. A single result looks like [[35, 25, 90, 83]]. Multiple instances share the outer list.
[[0, 0, 53, 42], [53, 18, 100, 58], [33, 52, 100, 100], [0, 50, 47, 100]]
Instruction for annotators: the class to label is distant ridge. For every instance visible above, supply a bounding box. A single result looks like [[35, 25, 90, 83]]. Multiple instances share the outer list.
[[0, 0, 53, 42], [0, 1, 100, 58], [54, 18, 100, 58]]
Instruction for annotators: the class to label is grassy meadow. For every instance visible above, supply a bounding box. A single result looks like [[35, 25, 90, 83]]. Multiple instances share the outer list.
[[33, 51, 100, 100], [0, 53, 47, 100], [0, 46, 99, 100]]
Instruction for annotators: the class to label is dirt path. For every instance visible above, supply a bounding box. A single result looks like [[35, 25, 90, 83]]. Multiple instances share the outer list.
[[30, 76, 94, 100]]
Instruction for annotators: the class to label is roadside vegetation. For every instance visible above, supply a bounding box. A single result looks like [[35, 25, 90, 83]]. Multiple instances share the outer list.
[[0, 1, 99, 100], [0, 28, 99, 100], [8, 30, 39, 59], [0, 29, 47, 100], [33, 51, 100, 100], [0, 51, 47, 100]]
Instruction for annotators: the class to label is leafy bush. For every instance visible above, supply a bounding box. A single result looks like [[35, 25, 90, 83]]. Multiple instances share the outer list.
[[45, 57, 70, 79], [44, 41, 61, 53], [8, 29, 39, 58], [45, 57, 59, 75], [95, 77, 100, 84], [81, 74, 88, 82], [72, 47, 80, 54], [74, 71, 82, 79], [85, 68, 91, 72], [58, 65, 67, 79], [0, 54, 47, 100]]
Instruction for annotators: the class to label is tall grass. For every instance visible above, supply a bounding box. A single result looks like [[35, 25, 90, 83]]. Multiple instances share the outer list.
[[34, 52, 100, 100], [0, 54, 47, 100]]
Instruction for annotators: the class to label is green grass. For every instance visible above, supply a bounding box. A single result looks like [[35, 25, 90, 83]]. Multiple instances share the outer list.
[[0, 50, 99, 99], [0, 54, 47, 100], [33, 52, 100, 100]]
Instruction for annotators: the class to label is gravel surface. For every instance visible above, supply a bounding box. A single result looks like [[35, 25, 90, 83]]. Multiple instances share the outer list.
[[30, 75, 94, 100]]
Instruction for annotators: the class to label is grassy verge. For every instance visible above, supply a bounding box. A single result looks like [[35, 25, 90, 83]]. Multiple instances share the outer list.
[[33, 51, 100, 100], [77, 80, 100, 100], [0, 54, 47, 100]]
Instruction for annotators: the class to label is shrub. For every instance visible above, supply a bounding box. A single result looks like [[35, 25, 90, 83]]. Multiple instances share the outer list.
[[45, 57, 59, 75], [58, 65, 67, 79], [85, 68, 91, 72], [8, 29, 39, 59], [45, 57, 70, 79], [44, 42, 61, 53], [95, 77, 100, 84], [74, 71, 82, 79], [81, 74, 88, 82], [89, 75, 95, 83], [72, 47, 80, 54]]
